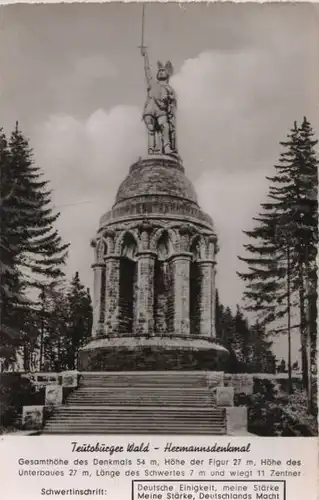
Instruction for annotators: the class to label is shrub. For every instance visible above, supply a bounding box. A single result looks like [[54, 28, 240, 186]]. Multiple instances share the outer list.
[[0, 373, 45, 433], [235, 378, 318, 436]]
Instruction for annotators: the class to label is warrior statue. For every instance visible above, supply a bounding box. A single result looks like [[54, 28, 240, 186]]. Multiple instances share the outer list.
[[141, 46, 178, 157], [139, 5, 178, 158]]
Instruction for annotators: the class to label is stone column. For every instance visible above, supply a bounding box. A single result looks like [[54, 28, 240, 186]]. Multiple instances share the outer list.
[[104, 256, 121, 335], [170, 252, 192, 336], [198, 260, 216, 338], [211, 266, 217, 338], [91, 263, 105, 337], [135, 251, 156, 336]]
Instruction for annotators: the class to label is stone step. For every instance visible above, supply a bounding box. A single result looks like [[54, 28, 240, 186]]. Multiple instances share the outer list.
[[43, 427, 225, 435], [65, 400, 214, 407], [65, 401, 215, 408], [51, 406, 224, 414], [43, 405, 226, 435], [42, 406, 226, 434], [50, 405, 223, 411], [49, 413, 224, 420], [66, 388, 216, 407], [42, 371, 226, 434], [78, 371, 221, 388], [70, 387, 214, 394], [43, 406, 225, 418], [72, 387, 212, 392]]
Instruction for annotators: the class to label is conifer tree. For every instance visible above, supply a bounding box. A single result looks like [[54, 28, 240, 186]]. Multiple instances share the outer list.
[[266, 117, 317, 390], [65, 272, 92, 369], [0, 129, 21, 309], [0, 127, 27, 362], [234, 306, 252, 365], [215, 293, 275, 373], [42, 283, 69, 371], [8, 125, 69, 288], [248, 321, 276, 373], [39, 275, 92, 371], [0, 125, 69, 366], [238, 118, 318, 391]]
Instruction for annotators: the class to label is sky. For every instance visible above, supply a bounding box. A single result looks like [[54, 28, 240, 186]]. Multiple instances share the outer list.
[[1, 2, 318, 360]]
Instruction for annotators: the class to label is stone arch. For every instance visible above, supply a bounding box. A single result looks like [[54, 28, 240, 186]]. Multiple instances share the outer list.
[[101, 230, 115, 255], [150, 227, 178, 253], [121, 232, 138, 261], [156, 230, 173, 261], [115, 230, 139, 256]]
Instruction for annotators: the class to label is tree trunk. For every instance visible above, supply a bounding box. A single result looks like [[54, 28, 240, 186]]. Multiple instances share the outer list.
[[305, 251, 313, 413], [23, 344, 29, 371], [299, 282, 308, 390], [286, 246, 292, 393]]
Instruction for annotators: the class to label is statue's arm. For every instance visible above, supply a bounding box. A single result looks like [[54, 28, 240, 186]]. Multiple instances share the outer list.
[[141, 48, 152, 85]]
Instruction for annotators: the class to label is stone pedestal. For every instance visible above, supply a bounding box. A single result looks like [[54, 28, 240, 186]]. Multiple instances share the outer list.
[[207, 371, 224, 388], [78, 337, 229, 371], [216, 386, 234, 407], [45, 385, 63, 406], [62, 371, 79, 388], [22, 406, 44, 430], [226, 407, 248, 435]]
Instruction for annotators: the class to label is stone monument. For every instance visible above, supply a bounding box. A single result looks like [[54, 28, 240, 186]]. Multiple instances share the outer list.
[[41, 12, 251, 435], [78, 19, 229, 372]]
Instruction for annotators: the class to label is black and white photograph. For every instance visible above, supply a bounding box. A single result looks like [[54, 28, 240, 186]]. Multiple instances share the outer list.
[[0, 2, 318, 437]]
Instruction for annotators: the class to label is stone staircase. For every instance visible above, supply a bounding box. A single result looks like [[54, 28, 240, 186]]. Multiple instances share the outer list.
[[42, 371, 227, 435], [65, 387, 216, 407]]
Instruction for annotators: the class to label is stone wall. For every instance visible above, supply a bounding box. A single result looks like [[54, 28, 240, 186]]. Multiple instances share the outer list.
[[78, 344, 228, 371]]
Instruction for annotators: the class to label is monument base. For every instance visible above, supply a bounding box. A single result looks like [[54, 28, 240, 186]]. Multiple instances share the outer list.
[[78, 335, 229, 371]]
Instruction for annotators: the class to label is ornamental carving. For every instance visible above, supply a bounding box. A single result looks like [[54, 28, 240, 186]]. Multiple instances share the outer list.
[[150, 227, 178, 253]]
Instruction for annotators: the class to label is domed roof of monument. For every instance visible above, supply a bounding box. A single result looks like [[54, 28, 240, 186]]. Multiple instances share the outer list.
[[114, 156, 198, 205]]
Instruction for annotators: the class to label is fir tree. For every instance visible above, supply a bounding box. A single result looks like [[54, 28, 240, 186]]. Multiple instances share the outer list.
[[65, 272, 92, 369], [0, 125, 69, 366], [8, 125, 69, 288], [0, 127, 26, 362], [42, 283, 69, 371], [238, 118, 318, 392], [215, 301, 241, 372], [266, 117, 318, 390], [249, 321, 276, 374], [39, 275, 92, 371], [215, 293, 275, 373], [234, 306, 252, 366]]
